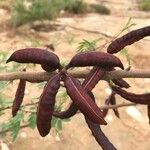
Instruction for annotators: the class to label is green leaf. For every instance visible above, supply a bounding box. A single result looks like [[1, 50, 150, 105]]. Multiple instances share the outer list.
[[60, 60, 68, 68], [9, 112, 24, 141], [0, 110, 5, 116], [28, 112, 36, 129], [36, 82, 46, 89], [119, 48, 131, 67], [62, 118, 71, 122], [51, 117, 58, 128], [77, 38, 101, 52], [0, 51, 9, 63], [56, 119, 62, 131], [11, 123, 21, 141], [0, 81, 9, 90], [121, 17, 136, 32], [0, 93, 12, 110]]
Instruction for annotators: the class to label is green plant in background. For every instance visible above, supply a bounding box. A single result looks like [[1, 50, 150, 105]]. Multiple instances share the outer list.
[[90, 3, 110, 14], [10, 0, 87, 27], [139, 0, 150, 11], [11, 0, 66, 27], [10, 0, 111, 27], [64, 0, 88, 14]]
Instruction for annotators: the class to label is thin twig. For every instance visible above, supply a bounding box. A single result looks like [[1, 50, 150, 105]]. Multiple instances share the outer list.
[[0, 102, 38, 111], [1, 100, 136, 112], [0, 102, 136, 135], [67, 25, 113, 38], [100, 102, 136, 110]]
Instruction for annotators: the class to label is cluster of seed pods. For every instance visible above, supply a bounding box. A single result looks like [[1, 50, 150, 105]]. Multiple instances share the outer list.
[[6, 25, 150, 150]]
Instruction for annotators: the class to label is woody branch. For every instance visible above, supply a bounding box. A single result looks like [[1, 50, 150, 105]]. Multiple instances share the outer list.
[[0, 69, 149, 82]]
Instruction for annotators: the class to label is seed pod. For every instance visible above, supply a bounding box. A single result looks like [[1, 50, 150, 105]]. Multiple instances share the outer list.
[[53, 90, 96, 119], [64, 73, 107, 125], [107, 26, 150, 54], [6, 48, 60, 72], [112, 78, 130, 88], [12, 79, 26, 117], [112, 86, 150, 104], [85, 118, 117, 150], [82, 67, 106, 91], [147, 105, 150, 125], [36, 74, 60, 137], [53, 102, 78, 119], [66, 51, 124, 69], [109, 92, 120, 118], [81, 66, 111, 118]]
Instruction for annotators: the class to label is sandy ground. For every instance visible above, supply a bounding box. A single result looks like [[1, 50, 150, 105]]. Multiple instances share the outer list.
[[0, 0, 150, 150]]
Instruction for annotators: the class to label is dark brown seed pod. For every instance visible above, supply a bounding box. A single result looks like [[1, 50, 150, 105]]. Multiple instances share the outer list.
[[12, 79, 26, 117], [53, 91, 114, 150], [112, 78, 130, 88], [112, 86, 150, 104], [147, 105, 150, 125], [64, 73, 107, 125], [85, 119, 117, 150], [109, 92, 120, 118], [66, 51, 124, 69], [53, 102, 78, 119], [82, 67, 106, 91], [36, 74, 60, 137], [107, 26, 150, 54], [6, 48, 60, 72], [53, 91, 95, 119]]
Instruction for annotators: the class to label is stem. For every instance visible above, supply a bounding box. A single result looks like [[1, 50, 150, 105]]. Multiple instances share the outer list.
[[100, 102, 136, 109], [0, 102, 137, 135], [0, 102, 38, 111], [67, 25, 113, 38]]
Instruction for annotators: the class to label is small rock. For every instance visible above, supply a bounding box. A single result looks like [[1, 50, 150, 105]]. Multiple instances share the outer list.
[[106, 114, 114, 122], [126, 106, 143, 122], [20, 132, 27, 138], [0, 142, 9, 150], [55, 134, 61, 142], [105, 87, 112, 96]]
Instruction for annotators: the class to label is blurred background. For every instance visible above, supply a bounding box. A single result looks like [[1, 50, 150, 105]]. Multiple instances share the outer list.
[[0, 0, 150, 150]]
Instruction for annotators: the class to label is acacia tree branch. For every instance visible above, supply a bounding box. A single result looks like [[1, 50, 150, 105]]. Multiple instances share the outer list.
[[0, 69, 149, 82], [100, 102, 136, 109], [22, 102, 136, 113], [67, 25, 113, 38]]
